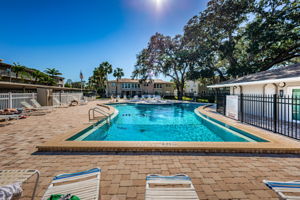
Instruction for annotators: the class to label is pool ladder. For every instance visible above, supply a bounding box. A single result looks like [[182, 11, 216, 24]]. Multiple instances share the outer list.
[[88, 107, 111, 125]]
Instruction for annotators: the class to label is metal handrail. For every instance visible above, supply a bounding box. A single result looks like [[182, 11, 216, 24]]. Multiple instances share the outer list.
[[97, 104, 110, 110], [88, 107, 111, 124]]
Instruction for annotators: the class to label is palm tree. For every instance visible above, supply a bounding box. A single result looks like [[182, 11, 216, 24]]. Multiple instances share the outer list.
[[99, 62, 113, 78], [12, 62, 26, 79], [31, 70, 45, 82], [113, 68, 124, 96], [44, 68, 62, 78]]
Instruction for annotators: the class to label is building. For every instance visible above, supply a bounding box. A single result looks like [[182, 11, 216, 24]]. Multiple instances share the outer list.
[[106, 79, 174, 97], [208, 63, 300, 97], [0, 62, 64, 87], [208, 63, 300, 140], [184, 81, 199, 94]]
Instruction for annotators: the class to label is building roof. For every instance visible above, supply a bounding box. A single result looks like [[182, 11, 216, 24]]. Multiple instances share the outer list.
[[0, 81, 83, 91], [208, 63, 300, 88], [108, 78, 172, 84]]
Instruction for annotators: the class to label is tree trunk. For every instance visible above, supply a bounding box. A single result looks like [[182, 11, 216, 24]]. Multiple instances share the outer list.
[[176, 83, 184, 100]]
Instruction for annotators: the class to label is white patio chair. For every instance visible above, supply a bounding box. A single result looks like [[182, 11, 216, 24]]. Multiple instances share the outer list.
[[71, 96, 87, 105], [0, 169, 40, 200], [53, 97, 69, 108], [30, 99, 53, 110], [145, 174, 199, 200], [42, 168, 101, 200], [263, 180, 300, 200], [20, 101, 51, 113]]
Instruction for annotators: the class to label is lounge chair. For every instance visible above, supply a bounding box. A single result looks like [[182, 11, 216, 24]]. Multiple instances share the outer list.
[[0, 169, 40, 200], [0, 114, 22, 121], [263, 180, 300, 200], [116, 95, 121, 102], [42, 168, 101, 200], [20, 101, 51, 112], [53, 97, 69, 108], [30, 99, 54, 110], [71, 96, 88, 105], [145, 174, 199, 200], [131, 95, 140, 102]]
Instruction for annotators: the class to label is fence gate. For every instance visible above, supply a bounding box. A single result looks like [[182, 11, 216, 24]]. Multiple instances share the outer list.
[[216, 94, 226, 115]]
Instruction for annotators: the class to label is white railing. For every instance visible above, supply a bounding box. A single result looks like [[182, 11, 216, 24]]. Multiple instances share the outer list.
[[0, 93, 37, 110], [52, 92, 83, 106]]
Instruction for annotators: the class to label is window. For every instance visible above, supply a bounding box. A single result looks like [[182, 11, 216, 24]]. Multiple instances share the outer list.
[[154, 84, 162, 88], [111, 83, 116, 87]]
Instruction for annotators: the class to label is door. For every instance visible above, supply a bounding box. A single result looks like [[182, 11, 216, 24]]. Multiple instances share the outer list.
[[292, 89, 300, 121]]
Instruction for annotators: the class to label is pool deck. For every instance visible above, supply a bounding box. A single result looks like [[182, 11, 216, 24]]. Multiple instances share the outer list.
[[1, 101, 300, 199], [37, 102, 300, 154]]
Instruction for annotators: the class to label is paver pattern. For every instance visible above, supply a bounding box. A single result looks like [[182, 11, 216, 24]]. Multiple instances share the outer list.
[[1, 101, 300, 200]]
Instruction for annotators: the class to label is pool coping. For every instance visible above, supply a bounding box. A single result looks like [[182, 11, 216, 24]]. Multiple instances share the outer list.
[[36, 103, 300, 153]]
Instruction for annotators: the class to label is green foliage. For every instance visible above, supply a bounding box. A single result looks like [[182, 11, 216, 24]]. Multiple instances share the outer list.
[[12, 62, 27, 78], [44, 68, 62, 77], [183, 0, 299, 80], [133, 33, 195, 100], [113, 67, 124, 96], [88, 61, 113, 96]]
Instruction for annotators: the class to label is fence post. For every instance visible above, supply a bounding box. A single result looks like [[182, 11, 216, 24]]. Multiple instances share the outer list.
[[223, 94, 226, 115], [273, 94, 277, 133], [32, 93, 35, 100], [240, 93, 244, 122], [8, 92, 12, 109]]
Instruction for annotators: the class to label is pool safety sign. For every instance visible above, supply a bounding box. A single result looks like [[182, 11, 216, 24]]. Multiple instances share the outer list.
[[226, 95, 239, 120]]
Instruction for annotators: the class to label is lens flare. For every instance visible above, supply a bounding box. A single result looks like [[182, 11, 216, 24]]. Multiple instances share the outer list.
[[151, 0, 168, 13]]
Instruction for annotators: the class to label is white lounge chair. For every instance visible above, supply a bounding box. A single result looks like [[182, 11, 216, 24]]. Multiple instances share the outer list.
[[20, 101, 51, 113], [0, 114, 21, 121], [145, 174, 199, 200], [263, 180, 300, 200], [0, 169, 40, 200], [42, 168, 101, 200], [71, 96, 88, 105], [30, 99, 53, 110], [130, 95, 139, 102], [53, 97, 69, 108]]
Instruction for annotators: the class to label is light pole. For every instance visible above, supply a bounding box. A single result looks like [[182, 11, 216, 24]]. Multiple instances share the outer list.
[[80, 71, 84, 93]]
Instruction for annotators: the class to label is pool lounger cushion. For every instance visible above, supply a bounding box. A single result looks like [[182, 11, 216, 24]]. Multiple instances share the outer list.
[[263, 180, 300, 200], [42, 168, 101, 200], [145, 174, 199, 200]]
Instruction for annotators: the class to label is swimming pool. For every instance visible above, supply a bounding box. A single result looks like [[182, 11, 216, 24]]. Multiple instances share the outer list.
[[69, 103, 266, 142]]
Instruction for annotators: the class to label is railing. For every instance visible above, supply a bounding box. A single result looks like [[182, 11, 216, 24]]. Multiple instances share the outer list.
[[216, 94, 300, 140], [88, 107, 111, 124], [240, 94, 300, 140], [0, 92, 37, 109], [216, 94, 227, 115]]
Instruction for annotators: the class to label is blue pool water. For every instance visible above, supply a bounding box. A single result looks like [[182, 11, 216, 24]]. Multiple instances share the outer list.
[[69, 103, 266, 142]]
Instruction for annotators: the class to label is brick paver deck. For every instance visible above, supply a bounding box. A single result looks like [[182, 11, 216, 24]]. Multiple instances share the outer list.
[[1, 101, 300, 200]]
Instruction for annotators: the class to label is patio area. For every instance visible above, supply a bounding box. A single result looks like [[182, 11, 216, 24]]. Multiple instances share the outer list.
[[1, 101, 300, 199]]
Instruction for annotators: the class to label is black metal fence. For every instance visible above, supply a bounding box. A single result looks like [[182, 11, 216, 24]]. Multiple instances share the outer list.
[[216, 94, 300, 140]]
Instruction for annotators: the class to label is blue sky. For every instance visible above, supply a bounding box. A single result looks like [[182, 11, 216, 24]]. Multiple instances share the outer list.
[[0, 0, 209, 82]]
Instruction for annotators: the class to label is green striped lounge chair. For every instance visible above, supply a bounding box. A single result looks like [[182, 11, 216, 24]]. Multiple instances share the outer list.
[[42, 168, 101, 200], [263, 180, 300, 200], [145, 174, 199, 200]]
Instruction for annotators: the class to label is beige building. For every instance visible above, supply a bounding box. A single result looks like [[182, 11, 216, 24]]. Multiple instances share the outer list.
[[106, 79, 174, 97]]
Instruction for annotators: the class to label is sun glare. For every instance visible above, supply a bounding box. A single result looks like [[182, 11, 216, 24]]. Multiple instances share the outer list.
[[151, 0, 168, 13]]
